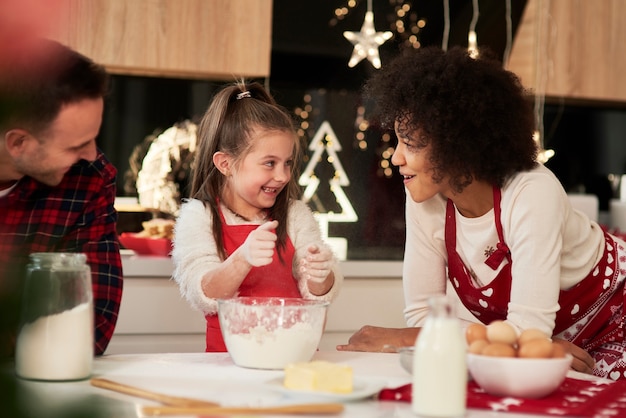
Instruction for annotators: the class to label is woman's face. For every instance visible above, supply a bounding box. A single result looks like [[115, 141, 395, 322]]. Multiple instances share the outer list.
[[391, 122, 447, 203]]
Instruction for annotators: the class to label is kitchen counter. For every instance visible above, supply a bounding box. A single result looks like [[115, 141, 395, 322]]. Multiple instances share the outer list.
[[16, 351, 601, 418], [108, 254, 406, 355], [121, 251, 403, 278]]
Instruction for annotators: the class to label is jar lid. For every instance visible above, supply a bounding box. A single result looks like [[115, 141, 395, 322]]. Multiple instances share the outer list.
[[29, 252, 87, 269]]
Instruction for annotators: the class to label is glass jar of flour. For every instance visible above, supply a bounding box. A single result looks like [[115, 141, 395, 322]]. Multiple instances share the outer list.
[[15, 253, 94, 381]]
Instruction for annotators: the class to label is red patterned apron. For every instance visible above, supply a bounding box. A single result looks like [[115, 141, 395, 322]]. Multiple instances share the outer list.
[[446, 187, 626, 380], [204, 211, 301, 352]]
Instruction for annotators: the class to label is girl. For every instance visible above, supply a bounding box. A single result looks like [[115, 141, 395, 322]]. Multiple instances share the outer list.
[[172, 81, 342, 352]]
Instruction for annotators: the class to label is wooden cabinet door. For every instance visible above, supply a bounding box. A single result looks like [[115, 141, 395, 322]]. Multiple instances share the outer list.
[[48, 0, 272, 80]]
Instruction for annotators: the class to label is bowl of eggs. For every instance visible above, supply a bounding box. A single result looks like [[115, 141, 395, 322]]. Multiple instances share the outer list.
[[465, 321, 572, 399]]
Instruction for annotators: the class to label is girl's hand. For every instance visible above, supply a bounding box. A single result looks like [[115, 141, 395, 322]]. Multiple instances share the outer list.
[[241, 221, 278, 267], [300, 245, 333, 283]]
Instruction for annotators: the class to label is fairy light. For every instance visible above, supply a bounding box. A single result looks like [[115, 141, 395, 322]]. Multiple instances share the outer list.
[[467, 0, 479, 58], [503, 0, 513, 66], [390, 0, 425, 48], [343, 0, 393, 69], [378, 135, 394, 178], [354, 105, 369, 150], [294, 93, 314, 141], [533, 0, 555, 163], [442, 0, 450, 51], [331, 1, 425, 49]]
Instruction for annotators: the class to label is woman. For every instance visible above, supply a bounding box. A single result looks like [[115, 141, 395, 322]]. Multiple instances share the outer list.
[[338, 46, 623, 380]]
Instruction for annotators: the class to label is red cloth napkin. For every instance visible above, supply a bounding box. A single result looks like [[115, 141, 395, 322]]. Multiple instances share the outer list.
[[378, 377, 626, 416]]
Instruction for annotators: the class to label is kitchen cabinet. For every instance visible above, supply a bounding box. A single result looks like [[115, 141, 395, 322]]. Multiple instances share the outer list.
[[47, 0, 272, 79], [508, 0, 626, 103]]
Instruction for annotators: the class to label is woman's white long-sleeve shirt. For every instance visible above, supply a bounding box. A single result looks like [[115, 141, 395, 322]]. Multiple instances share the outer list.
[[403, 164, 606, 337], [172, 198, 343, 315]]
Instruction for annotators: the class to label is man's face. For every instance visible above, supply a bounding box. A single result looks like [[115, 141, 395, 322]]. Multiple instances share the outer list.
[[14, 97, 103, 186]]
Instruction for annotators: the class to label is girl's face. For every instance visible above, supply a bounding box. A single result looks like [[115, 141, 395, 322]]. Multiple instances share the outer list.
[[220, 128, 295, 220], [391, 122, 448, 203]]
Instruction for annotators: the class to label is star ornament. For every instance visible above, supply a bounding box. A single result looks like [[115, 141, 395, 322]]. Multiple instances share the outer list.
[[343, 11, 393, 69]]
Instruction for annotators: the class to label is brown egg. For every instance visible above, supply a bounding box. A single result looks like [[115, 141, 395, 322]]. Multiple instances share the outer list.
[[518, 328, 550, 346], [468, 339, 489, 354], [551, 342, 567, 358], [486, 321, 518, 345], [481, 342, 517, 357], [466, 323, 488, 345], [518, 338, 554, 358]]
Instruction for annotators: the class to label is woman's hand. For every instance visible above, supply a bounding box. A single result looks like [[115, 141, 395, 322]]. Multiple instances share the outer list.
[[336, 326, 420, 352], [552, 338, 595, 374]]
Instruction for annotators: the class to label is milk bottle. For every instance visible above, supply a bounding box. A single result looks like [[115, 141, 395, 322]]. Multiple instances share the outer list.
[[412, 295, 466, 417]]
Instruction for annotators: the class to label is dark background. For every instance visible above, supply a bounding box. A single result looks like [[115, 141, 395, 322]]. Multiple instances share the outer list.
[[99, 0, 626, 259]]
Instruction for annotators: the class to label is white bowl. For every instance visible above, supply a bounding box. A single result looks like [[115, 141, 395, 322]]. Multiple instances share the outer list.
[[398, 346, 414, 374], [217, 297, 329, 370], [466, 353, 573, 398]]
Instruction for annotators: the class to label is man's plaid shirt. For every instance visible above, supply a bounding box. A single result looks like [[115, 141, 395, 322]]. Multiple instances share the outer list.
[[0, 150, 123, 355]]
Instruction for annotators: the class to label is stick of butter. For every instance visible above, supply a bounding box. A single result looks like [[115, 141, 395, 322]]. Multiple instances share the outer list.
[[283, 361, 353, 394]]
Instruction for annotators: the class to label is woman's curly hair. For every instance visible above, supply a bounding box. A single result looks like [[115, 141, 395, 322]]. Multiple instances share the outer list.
[[364, 45, 537, 192]]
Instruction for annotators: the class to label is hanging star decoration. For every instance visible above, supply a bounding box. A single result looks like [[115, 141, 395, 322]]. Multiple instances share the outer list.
[[343, 11, 393, 69]]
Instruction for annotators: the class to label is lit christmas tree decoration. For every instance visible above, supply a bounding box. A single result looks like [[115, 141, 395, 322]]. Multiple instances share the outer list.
[[299, 121, 358, 260]]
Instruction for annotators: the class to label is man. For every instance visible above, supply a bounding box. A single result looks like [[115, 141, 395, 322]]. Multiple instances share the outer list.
[[0, 38, 123, 356]]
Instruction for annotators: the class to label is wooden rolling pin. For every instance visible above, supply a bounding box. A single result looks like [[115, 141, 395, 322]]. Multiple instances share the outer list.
[[90, 377, 219, 408], [140, 403, 345, 416]]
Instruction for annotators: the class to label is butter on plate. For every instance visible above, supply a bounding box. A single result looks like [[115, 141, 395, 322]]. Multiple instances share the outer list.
[[283, 361, 353, 394]]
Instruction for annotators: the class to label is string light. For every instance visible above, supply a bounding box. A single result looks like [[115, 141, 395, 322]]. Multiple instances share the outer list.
[[389, 0, 425, 48], [330, 0, 358, 25], [467, 0, 479, 58], [343, 0, 393, 69], [442, 0, 450, 51], [379, 135, 394, 178], [331, 1, 426, 49], [533, 0, 555, 163], [503, 0, 513, 65], [354, 105, 368, 150]]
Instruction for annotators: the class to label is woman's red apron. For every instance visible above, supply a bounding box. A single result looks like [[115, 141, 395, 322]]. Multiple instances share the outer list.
[[446, 187, 626, 379], [204, 213, 301, 352]]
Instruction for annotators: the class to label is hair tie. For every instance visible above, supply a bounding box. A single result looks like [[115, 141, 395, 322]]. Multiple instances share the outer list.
[[236, 91, 252, 100]]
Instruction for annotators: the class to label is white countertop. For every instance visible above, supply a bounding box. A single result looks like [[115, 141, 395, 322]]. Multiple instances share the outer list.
[[15, 351, 569, 418], [121, 252, 403, 279]]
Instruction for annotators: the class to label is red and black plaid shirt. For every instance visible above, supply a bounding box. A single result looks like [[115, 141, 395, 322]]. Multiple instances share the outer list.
[[0, 150, 123, 355]]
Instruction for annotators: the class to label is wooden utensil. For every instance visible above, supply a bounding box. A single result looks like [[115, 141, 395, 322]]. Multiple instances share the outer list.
[[140, 403, 345, 416], [90, 377, 219, 408]]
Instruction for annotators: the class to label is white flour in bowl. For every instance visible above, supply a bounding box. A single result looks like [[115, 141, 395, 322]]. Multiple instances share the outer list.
[[224, 321, 321, 369], [15, 302, 93, 380]]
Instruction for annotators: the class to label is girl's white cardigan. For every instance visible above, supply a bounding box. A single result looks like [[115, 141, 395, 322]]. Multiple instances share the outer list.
[[171, 198, 344, 315]]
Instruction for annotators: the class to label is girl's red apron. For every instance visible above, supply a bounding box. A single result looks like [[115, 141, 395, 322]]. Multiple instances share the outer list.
[[446, 187, 626, 380], [204, 214, 301, 352]]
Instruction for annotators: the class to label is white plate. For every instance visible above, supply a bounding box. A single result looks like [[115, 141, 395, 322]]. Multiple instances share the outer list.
[[267, 377, 387, 401]]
